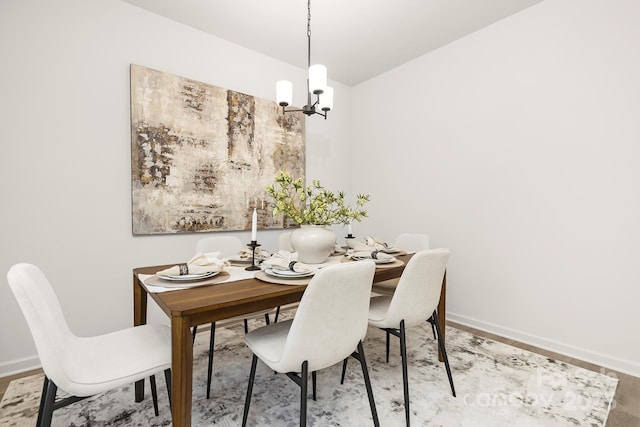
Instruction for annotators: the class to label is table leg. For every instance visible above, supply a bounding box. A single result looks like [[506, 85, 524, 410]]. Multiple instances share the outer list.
[[437, 271, 447, 362], [134, 274, 148, 402], [171, 315, 193, 427]]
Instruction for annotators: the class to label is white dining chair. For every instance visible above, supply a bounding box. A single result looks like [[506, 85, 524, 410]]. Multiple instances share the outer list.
[[371, 233, 430, 297], [192, 235, 276, 399], [241, 261, 379, 427], [7, 263, 171, 427], [341, 249, 455, 427], [278, 231, 294, 252]]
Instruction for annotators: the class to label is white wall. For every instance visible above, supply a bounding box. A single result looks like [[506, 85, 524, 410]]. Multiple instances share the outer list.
[[0, 0, 352, 375], [351, 0, 640, 376]]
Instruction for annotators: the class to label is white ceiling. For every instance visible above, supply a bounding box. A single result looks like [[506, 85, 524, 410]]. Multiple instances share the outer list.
[[122, 0, 544, 87]]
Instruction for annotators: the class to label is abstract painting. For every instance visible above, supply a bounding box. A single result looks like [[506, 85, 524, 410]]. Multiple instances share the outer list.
[[130, 64, 305, 235]]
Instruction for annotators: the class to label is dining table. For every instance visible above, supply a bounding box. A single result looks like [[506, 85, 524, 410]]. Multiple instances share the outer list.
[[132, 252, 447, 427]]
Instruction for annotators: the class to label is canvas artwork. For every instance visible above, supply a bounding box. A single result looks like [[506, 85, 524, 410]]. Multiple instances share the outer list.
[[130, 64, 305, 235]]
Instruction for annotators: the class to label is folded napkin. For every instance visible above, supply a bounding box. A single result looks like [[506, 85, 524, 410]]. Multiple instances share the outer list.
[[348, 250, 395, 261], [156, 252, 229, 276], [365, 236, 392, 250], [235, 247, 271, 261], [346, 238, 387, 252], [262, 251, 313, 273]]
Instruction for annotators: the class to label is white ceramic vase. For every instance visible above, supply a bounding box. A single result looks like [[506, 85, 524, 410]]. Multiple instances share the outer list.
[[290, 225, 336, 264]]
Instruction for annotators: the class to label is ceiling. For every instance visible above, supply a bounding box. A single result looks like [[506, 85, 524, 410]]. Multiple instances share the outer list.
[[122, 0, 544, 87]]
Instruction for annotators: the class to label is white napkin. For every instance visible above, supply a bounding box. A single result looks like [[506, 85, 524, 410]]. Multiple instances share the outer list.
[[262, 251, 313, 273], [235, 247, 271, 261], [156, 252, 229, 276], [349, 250, 395, 261], [346, 238, 387, 252]]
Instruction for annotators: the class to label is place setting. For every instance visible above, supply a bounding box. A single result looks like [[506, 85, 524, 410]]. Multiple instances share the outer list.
[[254, 250, 319, 285], [142, 252, 231, 290], [343, 236, 406, 268]]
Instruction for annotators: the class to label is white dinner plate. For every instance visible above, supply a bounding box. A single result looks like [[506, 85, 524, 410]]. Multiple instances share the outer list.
[[264, 268, 315, 278], [352, 256, 396, 264], [158, 271, 219, 281]]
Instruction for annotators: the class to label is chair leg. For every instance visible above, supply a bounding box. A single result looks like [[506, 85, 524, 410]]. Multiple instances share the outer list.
[[300, 361, 308, 427], [274, 306, 281, 323], [340, 358, 348, 384], [164, 369, 172, 411], [386, 329, 390, 363], [356, 341, 380, 427], [149, 375, 159, 416], [206, 322, 216, 399], [312, 371, 317, 401], [242, 354, 258, 427], [192, 325, 198, 344], [36, 376, 48, 427], [244, 319, 249, 334], [399, 320, 410, 427], [429, 319, 437, 340], [431, 311, 456, 397], [38, 375, 57, 427], [264, 313, 271, 325]]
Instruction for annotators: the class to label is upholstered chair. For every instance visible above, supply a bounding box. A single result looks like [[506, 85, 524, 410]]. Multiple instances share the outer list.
[[241, 261, 379, 427], [7, 263, 171, 427], [342, 249, 455, 427]]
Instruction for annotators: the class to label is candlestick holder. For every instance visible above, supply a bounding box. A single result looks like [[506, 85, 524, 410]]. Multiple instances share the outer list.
[[245, 241, 262, 271]]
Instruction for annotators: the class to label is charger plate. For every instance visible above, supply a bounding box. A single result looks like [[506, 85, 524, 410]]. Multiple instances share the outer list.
[[254, 271, 311, 286], [144, 271, 231, 288], [341, 257, 405, 269]]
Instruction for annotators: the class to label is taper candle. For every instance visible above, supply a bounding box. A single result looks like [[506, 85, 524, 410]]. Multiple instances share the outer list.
[[251, 208, 257, 241]]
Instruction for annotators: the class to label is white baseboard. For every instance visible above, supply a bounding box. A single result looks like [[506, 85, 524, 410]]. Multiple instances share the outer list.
[[447, 311, 640, 379], [0, 355, 41, 379]]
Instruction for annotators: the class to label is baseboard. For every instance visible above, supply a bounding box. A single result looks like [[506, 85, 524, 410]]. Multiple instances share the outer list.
[[0, 355, 40, 379], [447, 311, 640, 379]]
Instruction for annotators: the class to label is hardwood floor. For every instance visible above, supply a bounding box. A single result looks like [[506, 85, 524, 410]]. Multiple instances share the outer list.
[[1, 324, 638, 426]]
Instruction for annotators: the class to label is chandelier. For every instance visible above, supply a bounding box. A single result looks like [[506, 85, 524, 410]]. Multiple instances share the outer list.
[[276, 0, 333, 119]]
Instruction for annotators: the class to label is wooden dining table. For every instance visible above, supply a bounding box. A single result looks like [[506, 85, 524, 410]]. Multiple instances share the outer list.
[[132, 253, 447, 427]]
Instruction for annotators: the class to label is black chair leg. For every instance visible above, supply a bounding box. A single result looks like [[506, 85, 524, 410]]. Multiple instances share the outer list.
[[300, 361, 308, 427], [164, 369, 172, 411], [399, 320, 410, 427], [36, 376, 48, 427], [386, 329, 390, 363], [264, 313, 271, 325], [356, 341, 380, 427], [206, 322, 216, 399], [192, 325, 198, 344], [312, 371, 317, 401], [38, 376, 57, 427], [242, 354, 258, 427], [149, 375, 159, 416], [340, 357, 348, 384], [431, 311, 456, 397], [274, 306, 281, 322], [244, 319, 249, 334]]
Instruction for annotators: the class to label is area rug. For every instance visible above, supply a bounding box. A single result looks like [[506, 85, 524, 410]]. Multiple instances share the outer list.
[[0, 319, 618, 427]]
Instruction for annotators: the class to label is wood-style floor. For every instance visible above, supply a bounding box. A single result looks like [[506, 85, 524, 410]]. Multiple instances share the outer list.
[[1, 323, 638, 426]]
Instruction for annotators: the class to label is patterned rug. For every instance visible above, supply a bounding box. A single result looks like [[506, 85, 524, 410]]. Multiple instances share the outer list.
[[0, 318, 618, 427]]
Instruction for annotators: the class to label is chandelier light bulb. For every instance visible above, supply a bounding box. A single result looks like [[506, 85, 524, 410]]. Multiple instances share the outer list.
[[276, 80, 293, 106], [308, 64, 327, 95], [319, 86, 333, 112]]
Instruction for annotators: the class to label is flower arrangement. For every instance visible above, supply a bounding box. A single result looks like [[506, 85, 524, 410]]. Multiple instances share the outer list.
[[265, 170, 370, 226]]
